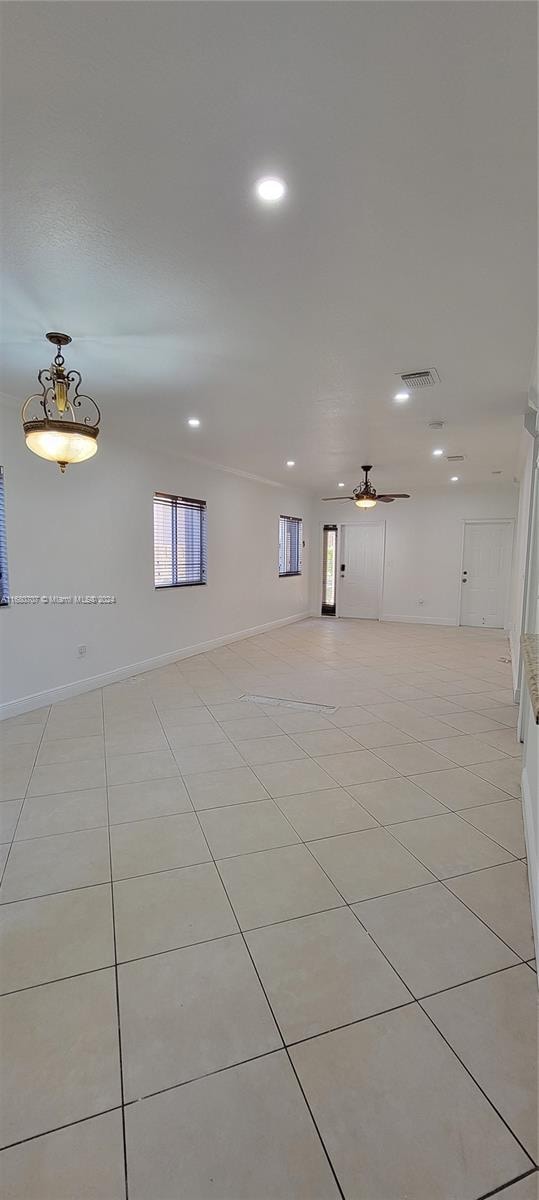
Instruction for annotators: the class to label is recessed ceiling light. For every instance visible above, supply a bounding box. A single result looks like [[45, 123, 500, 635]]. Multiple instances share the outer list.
[[286, 460, 295, 467], [188, 418, 200, 428], [432, 448, 444, 457], [394, 391, 410, 402], [255, 176, 287, 204], [451, 476, 459, 482], [338, 482, 345, 487]]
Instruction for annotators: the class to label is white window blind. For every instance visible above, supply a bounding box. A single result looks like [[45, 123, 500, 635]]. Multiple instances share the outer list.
[[279, 515, 302, 577], [154, 493, 207, 588], [0, 468, 9, 606]]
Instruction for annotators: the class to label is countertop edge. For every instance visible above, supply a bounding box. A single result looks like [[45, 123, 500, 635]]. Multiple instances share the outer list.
[[521, 634, 539, 724]]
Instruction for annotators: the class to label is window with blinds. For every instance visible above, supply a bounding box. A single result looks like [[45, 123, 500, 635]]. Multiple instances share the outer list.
[[279, 515, 303, 577], [153, 493, 207, 588], [0, 468, 9, 606]]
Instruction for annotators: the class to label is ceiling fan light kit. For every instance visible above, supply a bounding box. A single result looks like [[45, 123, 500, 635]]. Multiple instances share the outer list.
[[322, 465, 410, 508], [22, 333, 101, 473]]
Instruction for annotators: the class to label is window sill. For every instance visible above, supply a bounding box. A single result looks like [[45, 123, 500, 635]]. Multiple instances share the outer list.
[[155, 581, 207, 590], [279, 572, 302, 579]]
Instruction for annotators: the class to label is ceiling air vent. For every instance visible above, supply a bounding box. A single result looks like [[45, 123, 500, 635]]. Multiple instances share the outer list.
[[398, 368, 440, 389], [447, 454, 465, 462]]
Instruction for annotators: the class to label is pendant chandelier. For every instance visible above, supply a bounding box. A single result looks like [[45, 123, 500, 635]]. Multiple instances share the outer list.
[[22, 333, 100, 473]]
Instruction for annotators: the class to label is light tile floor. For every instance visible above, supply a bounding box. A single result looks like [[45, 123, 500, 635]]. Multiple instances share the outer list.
[[0, 618, 537, 1199]]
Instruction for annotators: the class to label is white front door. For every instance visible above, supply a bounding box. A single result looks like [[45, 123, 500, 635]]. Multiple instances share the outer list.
[[460, 521, 514, 628], [338, 524, 385, 619]]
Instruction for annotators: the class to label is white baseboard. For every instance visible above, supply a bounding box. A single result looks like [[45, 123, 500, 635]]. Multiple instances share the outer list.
[[521, 764, 538, 964], [381, 613, 457, 626], [0, 610, 314, 720]]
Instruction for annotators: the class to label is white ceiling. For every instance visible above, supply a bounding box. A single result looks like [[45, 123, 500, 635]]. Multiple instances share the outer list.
[[1, 1, 536, 494]]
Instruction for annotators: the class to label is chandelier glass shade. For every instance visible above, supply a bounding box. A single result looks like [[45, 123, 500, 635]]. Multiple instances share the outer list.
[[355, 496, 377, 508], [22, 333, 100, 472]]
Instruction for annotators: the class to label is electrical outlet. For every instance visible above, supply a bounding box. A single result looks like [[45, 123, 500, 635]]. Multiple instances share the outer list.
[[77, 645, 87, 658]]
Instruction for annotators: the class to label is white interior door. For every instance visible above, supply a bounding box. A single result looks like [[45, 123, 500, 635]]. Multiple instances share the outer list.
[[338, 524, 385, 618], [460, 521, 514, 628]]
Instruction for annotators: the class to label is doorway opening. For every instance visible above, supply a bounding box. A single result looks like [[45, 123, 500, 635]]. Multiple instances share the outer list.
[[322, 522, 385, 619], [459, 519, 514, 628], [338, 523, 385, 619]]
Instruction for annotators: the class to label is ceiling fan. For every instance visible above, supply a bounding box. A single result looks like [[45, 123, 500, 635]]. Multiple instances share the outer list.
[[322, 465, 410, 508]]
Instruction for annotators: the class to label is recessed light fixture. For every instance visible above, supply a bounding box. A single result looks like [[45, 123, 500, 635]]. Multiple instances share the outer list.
[[188, 418, 200, 428], [255, 176, 287, 204], [337, 482, 345, 488], [432, 448, 444, 457], [286, 460, 295, 467], [450, 476, 459, 482], [394, 391, 410, 402]]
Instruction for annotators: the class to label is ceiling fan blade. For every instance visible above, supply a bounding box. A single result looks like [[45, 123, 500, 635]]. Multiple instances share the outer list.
[[376, 496, 395, 503], [377, 493, 410, 501], [322, 496, 354, 501]]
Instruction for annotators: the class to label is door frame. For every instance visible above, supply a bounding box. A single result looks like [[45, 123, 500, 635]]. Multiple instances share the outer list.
[[335, 521, 386, 619], [458, 518, 515, 630]]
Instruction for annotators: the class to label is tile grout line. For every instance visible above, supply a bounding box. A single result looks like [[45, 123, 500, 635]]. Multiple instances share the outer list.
[[288, 817, 537, 1167], [0, 705, 52, 888], [149, 692, 347, 1200], [101, 686, 129, 1200], [474, 1167, 538, 1200], [264, 778, 530, 971], [375, 780, 529, 933], [348, 893, 538, 1168], [196, 729, 532, 1167], [6, 783, 496, 835], [1, 628, 527, 1179], [171, 696, 513, 974], [418, 1000, 537, 1170], [3, 716, 528, 969], [365, 820, 529, 967], [121, 1045, 284, 1109], [0, 1104, 124, 1155], [4, 925, 526, 1004], [413, 960, 533, 1003], [238, 722, 517, 803], [1, 776, 520, 848], [1, 851, 525, 914]]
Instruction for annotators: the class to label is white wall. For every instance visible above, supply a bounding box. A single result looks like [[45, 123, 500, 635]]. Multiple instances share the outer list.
[[311, 484, 518, 626], [509, 429, 535, 693], [0, 404, 313, 714], [519, 399, 538, 958]]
